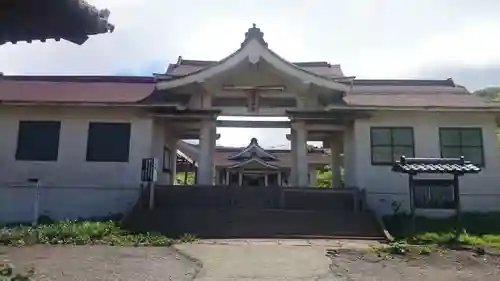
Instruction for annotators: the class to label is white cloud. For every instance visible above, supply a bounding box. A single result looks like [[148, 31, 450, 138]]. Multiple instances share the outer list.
[[2, 0, 500, 146]]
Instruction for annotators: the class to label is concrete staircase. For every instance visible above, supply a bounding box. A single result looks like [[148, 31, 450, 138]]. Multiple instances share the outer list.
[[123, 208, 385, 240]]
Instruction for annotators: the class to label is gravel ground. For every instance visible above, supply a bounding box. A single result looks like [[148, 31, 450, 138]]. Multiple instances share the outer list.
[[0, 245, 199, 281], [328, 248, 500, 281], [2, 243, 500, 280]]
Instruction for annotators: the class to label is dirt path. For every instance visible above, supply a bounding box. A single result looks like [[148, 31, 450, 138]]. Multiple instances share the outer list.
[[0, 245, 199, 281], [176, 239, 500, 281], [328, 249, 500, 281], [3, 241, 500, 280]]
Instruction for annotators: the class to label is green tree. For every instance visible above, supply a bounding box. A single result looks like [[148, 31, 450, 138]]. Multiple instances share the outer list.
[[176, 172, 195, 185], [473, 87, 500, 102], [315, 168, 332, 188]]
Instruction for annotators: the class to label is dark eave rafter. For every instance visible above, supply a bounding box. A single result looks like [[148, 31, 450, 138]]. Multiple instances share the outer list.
[[1, 0, 114, 45]]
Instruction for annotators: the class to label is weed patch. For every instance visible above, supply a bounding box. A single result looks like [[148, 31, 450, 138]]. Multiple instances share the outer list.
[[0, 220, 174, 247], [383, 212, 500, 251]]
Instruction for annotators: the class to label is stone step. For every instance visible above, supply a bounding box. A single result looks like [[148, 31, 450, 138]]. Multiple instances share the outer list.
[[123, 209, 384, 240]]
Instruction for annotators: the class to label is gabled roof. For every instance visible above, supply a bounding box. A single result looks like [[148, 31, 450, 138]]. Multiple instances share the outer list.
[[227, 157, 279, 170], [164, 58, 345, 78], [228, 138, 278, 161], [155, 24, 349, 92], [176, 140, 331, 168]]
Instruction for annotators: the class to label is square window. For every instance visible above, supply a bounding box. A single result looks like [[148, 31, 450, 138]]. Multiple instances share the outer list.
[[86, 122, 131, 162], [461, 129, 482, 146], [16, 121, 61, 161], [371, 146, 393, 164], [371, 127, 415, 165], [440, 129, 460, 146], [163, 146, 172, 172], [392, 146, 414, 161], [392, 128, 414, 146], [440, 128, 483, 166], [371, 128, 391, 146]]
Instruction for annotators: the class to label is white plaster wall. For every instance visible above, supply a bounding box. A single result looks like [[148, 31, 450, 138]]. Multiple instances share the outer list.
[[343, 126, 357, 187], [352, 111, 500, 215], [150, 119, 178, 185], [0, 106, 155, 223]]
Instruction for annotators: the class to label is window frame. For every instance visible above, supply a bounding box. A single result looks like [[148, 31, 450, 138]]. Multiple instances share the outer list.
[[85, 122, 131, 163], [162, 146, 172, 173], [439, 127, 485, 167], [15, 120, 61, 162], [370, 127, 415, 166]]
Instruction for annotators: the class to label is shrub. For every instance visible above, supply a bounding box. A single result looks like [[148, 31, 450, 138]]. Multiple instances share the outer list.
[[0, 220, 173, 247]]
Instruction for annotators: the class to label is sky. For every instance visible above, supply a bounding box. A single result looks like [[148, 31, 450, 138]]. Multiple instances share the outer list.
[[2, 0, 500, 148]]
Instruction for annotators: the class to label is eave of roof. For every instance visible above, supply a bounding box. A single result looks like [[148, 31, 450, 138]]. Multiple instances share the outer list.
[[228, 138, 278, 161], [227, 157, 280, 170], [1, 0, 114, 45], [392, 156, 481, 174]]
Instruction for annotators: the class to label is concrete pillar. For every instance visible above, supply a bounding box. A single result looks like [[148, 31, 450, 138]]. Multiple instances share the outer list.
[[289, 130, 297, 186], [197, 120, 216, 185], [294, 122, 309, 187], [168, 139, 178, 185], [330, 137, 342, 188], [309, 166, 317, 186]]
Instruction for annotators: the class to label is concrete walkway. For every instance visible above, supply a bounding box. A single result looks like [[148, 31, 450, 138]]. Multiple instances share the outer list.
[[174, 239, 379, 281]]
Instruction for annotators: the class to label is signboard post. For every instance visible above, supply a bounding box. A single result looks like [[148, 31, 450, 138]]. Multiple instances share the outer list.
[[27, 178, 40, 227]]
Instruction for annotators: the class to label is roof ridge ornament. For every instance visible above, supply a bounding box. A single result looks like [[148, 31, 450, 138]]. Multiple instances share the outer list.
[[241, 23, 268, 47]]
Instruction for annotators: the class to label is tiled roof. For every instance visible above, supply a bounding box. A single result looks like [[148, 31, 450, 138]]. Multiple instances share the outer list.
[[392, 156, 481, 174], [0, 76, 155, 103], [352, 79, 455, 87], [177, 141, 331, 168], [165, 59, 345, 78], [344, 93, 493, 108]]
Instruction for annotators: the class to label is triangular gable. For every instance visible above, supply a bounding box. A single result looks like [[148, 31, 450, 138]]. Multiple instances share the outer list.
[[227, 157, 279, 170], [156, 24, 348, 92], [228, 138, 278, 161]]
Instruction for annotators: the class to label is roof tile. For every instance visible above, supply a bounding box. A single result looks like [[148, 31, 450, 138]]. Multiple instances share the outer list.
[[392, 156, 481, 174]]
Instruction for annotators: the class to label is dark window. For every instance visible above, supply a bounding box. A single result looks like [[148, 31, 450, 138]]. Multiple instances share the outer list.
[[370, 127, 414, 165], [86, 122, 131, 162], [16, 121, 61, 161], [163, 146, 172, 172], [414, 184, 455, 209], [439, 128, 484, 166], [268, 173, 278, 186]]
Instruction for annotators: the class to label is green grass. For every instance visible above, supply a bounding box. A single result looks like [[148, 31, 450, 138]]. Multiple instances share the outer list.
[[383, 212, 500, 249], [0, 220, 175, 247]]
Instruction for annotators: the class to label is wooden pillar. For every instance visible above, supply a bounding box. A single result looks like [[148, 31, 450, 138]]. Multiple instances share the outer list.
[[454, 173, 462, 239], [409, 174, 415, 234]]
